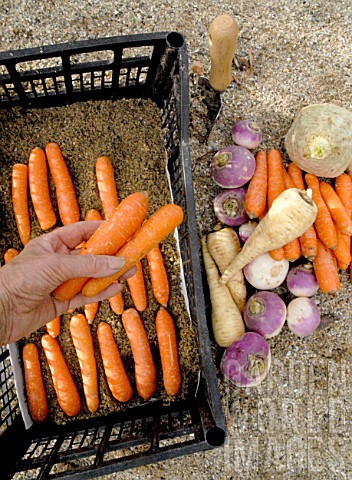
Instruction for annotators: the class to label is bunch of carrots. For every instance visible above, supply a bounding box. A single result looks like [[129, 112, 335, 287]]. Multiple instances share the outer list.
[[8, 142, 184, 422], [245, 149, 352, 293]]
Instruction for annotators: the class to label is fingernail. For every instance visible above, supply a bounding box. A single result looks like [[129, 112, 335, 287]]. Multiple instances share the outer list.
[[107, 256, 125, 270]]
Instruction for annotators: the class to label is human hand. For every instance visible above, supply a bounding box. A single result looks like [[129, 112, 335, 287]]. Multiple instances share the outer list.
[[0, 221, 134, 345]]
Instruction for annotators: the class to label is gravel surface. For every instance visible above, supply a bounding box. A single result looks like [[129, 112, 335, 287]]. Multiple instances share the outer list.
[[1, 1, 352, 479]]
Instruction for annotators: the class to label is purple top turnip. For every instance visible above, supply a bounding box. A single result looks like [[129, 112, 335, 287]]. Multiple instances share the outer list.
[[213, 188, 249, 226], [286, 264, 319, 297], [220, 332, 271, 387], [244, 291, 286, 338], [231, 119, 263, 149], [210, 145, 256, 188], [286, 297, 321, 337]]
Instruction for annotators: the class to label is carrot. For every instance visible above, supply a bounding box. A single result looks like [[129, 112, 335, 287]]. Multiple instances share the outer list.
[[83, 209, 102, 323], [244, 150, 268, 219], [45, 142, 80, 225], [305, 174, 338, 250], [319, 181, 352, 236], [282, 169, 301, 262], [313, 239, 340, 293], [53, 191, 149, 301], [22, 343, 48, 422], [146, 245, 169, 307], [267, 149, 286, 261], [82, 203, 184, 298], [95, 156, 119, 220], [96, 322, 132, 402], [333, 228, 351, 270], [41, 334, 81, 417], [4, 248, 19, 264], [108, 292, 124, 315], [69, 314, 99, 413], [287, 162, 306, 190], [46, 316, 61, 338], [11, 164, 31, 245], [121, 308, 156, 400], [127, 260, 147, 312], [28, 147, 57, 230], [286, 165, 317, 260], [155, 308, 181, 396]]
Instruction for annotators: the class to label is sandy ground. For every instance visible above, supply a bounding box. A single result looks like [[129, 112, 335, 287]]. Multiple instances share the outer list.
[[1, 1, 351, 479]]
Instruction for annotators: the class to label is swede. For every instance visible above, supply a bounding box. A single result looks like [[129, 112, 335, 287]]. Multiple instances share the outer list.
[[201, 236, 245, 347], [285, 103, 352, 178], [206, 228, 247, 312], [220, 188, 318, 285]]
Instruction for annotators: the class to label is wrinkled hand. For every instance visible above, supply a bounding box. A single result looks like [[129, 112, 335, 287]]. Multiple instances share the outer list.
[[0, 222, 133, 345]]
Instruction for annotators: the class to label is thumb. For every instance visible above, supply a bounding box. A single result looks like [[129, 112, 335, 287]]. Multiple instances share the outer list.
[[47, 254, 125, 286]]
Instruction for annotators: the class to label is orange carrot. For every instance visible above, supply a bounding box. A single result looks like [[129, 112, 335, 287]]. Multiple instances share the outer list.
[[11, 164, 31, 246], [46, 316, 61, 338], [4, 248, 19, 264], [305, 174, 337, 250], [127, 260, 147, 312], [287, 162, 306, 190], [267, 149, 285, 261], [97, 322, 132, 402], [244, 150, 268, 219], [53, 191, 149, 302], [313, 239, 340, 293], [95, 156, 119, 220], [108, 292, 124, 315], [333, 228, 351, 270], [155, 308, 181, 396], [146, 245, 169, 306], [334, 173, 352, 269], [82, 203, 184, 298], [282, 170, 301, 262], [22, 343, 48, 422], [319, 181, 352, 236], [83, 209, 102, 323], [287, 164, 317, 260], [41, 334, 81, 417], [45, 142, 80, 225], [121, 308, 156, 401], [28, 147, 57, 230], [69, 314, 99, 413]]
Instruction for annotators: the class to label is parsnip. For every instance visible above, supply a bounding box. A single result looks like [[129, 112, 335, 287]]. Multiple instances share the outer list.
[[220, 188, 318, 285], [201, 236, 245, 347], [207, 228, 247, 312]]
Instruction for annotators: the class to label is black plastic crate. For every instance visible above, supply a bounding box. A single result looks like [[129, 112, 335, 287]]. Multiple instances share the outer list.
[[0, 32, 226, 478]]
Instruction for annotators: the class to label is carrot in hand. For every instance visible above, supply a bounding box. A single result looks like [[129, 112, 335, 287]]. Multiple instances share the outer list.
[[45, 142, 80, 225], [28, 147, 57, 230], [313, 239, 340, 293], [69, 314, 99, 413], [46, 316, 61, 338], [127, 260, 147, 312], [287, 163, 317, 260], [267, 149, 286, 261], [319, 181, 352, 236], [305, 174, 337, 250], [4, 248, 19, 264], [53, 191, 149, 301], [82, 203, 184, 298], [155, 308, 181, 396], [244, 150, 268, 219], [146, 245, 169, 307], [122, 308, 156, 401], [97, 322, 132, 402], [95, 156, 119, 220], [41, 334, 81, 417], [22, 343, 48, 422], [12, 164, 31, 246]]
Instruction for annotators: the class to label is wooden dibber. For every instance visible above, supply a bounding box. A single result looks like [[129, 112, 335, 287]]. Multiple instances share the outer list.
[[208, 14, 239, 92]]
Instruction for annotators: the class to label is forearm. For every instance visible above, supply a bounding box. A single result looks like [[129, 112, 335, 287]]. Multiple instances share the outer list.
[[0, 287, 12, 346]]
